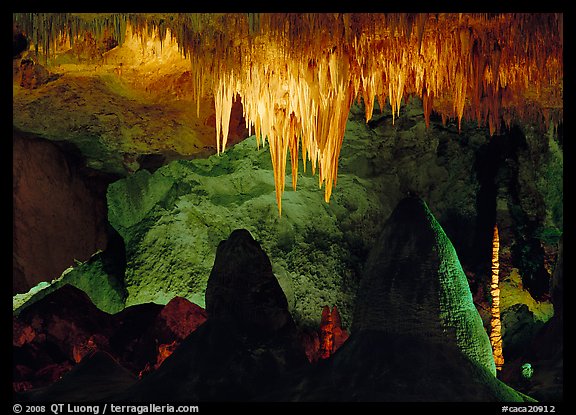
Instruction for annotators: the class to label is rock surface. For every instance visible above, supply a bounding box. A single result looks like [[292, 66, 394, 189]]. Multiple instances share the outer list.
[[19, 351, 138, 402], [13, 250, 127, 315], [14, 93, 561, 334], [15, 223, 533, 402], [102, 100, 474, 327], [275, 198, 531, 402], [497, 268, 554, 363], [13, 285, 207, 392], [101, 98, 561, 330], [13, 132, 110, 294], [289, 332, 529, 402], [12, 34, 249, 178], [206, 229, 294, 332], [500, 235, 563, 401], [118, 229, 308, 401], [353, 196, 497, 376], [105, 133, 377, 327]]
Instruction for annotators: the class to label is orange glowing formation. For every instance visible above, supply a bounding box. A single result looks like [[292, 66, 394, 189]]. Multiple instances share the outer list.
[[490, 224, 504, 371], [13, 13, 563, 214]]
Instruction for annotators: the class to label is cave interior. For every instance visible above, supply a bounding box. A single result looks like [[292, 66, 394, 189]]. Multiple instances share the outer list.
[[11, 12, 563, 404]]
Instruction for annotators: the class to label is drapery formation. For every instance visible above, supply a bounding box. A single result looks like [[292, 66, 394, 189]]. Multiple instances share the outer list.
[[13, 13, 563, 213]]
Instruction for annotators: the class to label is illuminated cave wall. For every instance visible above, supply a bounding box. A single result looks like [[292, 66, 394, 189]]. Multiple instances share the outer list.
[[13, 12, 562, 349], [14, 97, 562, 333]]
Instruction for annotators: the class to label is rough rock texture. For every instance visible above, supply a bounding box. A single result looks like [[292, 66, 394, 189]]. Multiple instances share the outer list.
[[283, 332, 530, 402], [118, 229, 308, 401], [105, 133, 377, 327], [13, 250, 127, 315], [18, 351, 138, 402], [14, 92, 560, 348], [317, 305, 349, 360], [298, 305, 351, 362], [501, 304, 545, 361], [13, 285, 207, 392], [102, 100, 463, 327], [13, 285, 114, 391], [480, 126, 563, 302], [156, 296, 208, 340], [272, 198, 532, 402], [101, 98, 561, 330], [13, 132, 111, 294], [498, 268, 554, 362], [19, 59, 56, 89], [500, 236, 563, 401], [353, 196, 496, 376], [12, 41, 249, 177], [15, 227, 531, 402]]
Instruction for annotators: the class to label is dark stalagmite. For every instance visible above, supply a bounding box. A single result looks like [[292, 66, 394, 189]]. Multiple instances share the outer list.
[[285, 196, 531, 402], [120, 229, 308, 401], [205, 229, 294, 333]]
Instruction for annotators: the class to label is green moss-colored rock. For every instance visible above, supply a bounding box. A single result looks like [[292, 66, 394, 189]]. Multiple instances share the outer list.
[[13, 251, 127, 315], [104, 99, 489, 327], [106, 135, 380, 326], [104, 98, 561, 329], [426, 203, 498, 377]]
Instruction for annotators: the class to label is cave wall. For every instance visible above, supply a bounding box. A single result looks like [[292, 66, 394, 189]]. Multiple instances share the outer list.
[[13, 131, 111, 294], [101, 98, 562, 328], [13, 97, 562, 334]]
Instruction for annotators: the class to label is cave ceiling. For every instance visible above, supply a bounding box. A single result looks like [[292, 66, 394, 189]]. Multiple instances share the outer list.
[[12, 13, 563, 211]]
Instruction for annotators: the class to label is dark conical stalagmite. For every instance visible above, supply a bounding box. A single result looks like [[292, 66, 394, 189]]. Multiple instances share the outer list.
[[115, 229, 307, 401], [205, 228, 294, 332], [353, 196, 496, 376]]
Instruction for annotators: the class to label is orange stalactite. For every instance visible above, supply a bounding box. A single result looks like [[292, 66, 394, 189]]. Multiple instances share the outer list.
[[490, 224, 505, 371], [14, 13, 563, 213]]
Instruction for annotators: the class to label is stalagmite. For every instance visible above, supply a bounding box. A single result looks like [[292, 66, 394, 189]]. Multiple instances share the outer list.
[[490, 224, 504, 371]]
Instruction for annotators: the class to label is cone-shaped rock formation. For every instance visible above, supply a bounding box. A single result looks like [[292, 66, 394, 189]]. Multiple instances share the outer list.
[[353, 196, 496, 376], [121, 229, 307, 401]]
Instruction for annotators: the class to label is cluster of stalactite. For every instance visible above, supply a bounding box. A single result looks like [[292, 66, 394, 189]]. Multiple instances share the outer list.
[[13, 13, 563, 213]]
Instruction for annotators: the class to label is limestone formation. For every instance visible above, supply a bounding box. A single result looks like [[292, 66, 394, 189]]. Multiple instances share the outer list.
[[13, 132, 110, 295], [352, 196, 497, 376], [13, 286, 207, 393], [206, 229, 293, 332]]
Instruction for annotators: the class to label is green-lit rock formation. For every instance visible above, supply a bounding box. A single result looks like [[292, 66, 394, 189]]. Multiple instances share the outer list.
[[353, 196, 497, 376], [13, 251, 127, 315], [15, 98, 561, 335], [266, 197, 534, 402], [102, 99, 561, 328], [106, 127, 386, 327]]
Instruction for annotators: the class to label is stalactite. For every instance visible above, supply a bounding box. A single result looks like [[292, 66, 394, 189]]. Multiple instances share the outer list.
[[12, 13, 563, 213], [490, 224, 505, 371]]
